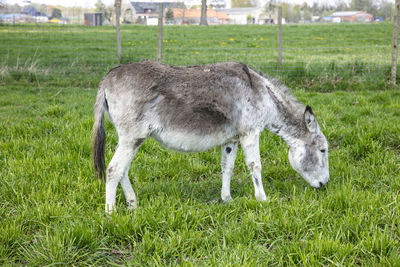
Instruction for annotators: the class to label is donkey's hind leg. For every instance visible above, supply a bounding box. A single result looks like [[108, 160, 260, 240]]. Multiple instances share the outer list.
[[120, 173, 137, 210], [105, 138, 143, 213], [120, 138, 146, 210], [221, 142, 238, 202]]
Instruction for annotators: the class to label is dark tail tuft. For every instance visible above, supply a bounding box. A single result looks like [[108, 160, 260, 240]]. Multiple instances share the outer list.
[[92, 87, 107, 180]]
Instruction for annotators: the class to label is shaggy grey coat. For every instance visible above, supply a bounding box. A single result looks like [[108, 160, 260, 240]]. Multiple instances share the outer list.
[[93, 60, 329, 213]]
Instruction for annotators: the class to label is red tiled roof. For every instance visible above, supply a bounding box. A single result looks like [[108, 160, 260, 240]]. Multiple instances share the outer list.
[[172, 8, 228, 20]]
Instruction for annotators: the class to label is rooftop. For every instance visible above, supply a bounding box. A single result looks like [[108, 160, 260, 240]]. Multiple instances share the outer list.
[[172, 8, 228, 20], [331, 11, 364, 17]]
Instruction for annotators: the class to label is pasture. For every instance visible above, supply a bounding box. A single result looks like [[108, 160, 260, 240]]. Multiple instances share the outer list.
[[1, 23, 400, 265]]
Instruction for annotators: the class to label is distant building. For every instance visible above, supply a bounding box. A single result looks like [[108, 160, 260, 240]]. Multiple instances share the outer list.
[[330, 11, 374, 23], [172, 8, 228, 24], [21, 6, 46, 17], [311, 16, 320, 22], [129, 1, 267, 25], [0, 14, 25, 24], [130, 1, 176, 25], [20, 6, 48, 22], [84, 13, 102, 26], [216, 7, 265, 25]]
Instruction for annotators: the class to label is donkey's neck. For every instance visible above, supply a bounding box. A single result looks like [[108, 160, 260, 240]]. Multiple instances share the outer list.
[[261, 83, 306, 146]]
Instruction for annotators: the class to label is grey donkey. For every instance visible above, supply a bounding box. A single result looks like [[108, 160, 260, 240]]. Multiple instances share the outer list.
[[92, 60, 329, 213]]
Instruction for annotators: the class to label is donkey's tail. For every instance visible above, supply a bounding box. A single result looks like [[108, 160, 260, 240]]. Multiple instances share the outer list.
[[92, 86, 107, 180]]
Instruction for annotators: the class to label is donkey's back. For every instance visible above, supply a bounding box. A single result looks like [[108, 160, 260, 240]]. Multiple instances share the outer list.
[[97, 60, 264, 151]]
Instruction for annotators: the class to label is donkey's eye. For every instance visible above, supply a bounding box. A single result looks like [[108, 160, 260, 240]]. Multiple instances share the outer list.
[[320, 149, 326, 153]]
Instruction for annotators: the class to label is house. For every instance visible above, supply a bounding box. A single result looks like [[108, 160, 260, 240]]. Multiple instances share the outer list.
[[21, 5, 48, 22], [172, 8, 228, 25], [0, 5, 48, 24], [130, 1, 176, 25], [216, 7, 265, 25], [311, 16, 320, 22], [330, 11, 374, 23], [320, 16, 333, 22], [0, 14, 25, 24], [21, 6, 46, 17]]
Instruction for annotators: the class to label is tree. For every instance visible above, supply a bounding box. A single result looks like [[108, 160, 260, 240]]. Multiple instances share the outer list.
[[166, 7, 174, 22], [284, 4, 301, 23], [281, 3, 287, 19], [50, 8, 62, 19], [303, 9, 312, 21], [95, 0, 112, 22], [231, 0, 256, 8], [350, 0, 377, 15], [39, 4, 47, 14], [335, 0, 349, 11], [200, 0, 208, 25], [123, 8, 133, 23], [12, 4, 22, 13], [95, 0, 106, 12], [376, 0, 393, 20], [293, 5, 301, 22], [264, 1, 275, 19]]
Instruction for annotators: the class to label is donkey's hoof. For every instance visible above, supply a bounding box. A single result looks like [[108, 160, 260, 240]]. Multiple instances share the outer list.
[[255, 194, 267, 201], [127, 200, 137, 210], [106, 207, 116, 214], [105, 203, 117, 214], [221, 195, 232, 203]]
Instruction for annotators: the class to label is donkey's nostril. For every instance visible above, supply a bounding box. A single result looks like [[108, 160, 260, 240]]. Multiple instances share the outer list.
[[319, 181, 324, 188]]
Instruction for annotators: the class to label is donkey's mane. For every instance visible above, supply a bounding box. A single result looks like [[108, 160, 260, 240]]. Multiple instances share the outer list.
[[249, 68, 291, 95], [250, 67, 304, 110]]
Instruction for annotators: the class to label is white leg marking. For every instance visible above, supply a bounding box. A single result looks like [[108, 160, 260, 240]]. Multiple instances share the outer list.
[[120, 174, 137, 210], [221, 142, 238, 202], [240, 133, 267, 201], [105, 142, 138, 213]]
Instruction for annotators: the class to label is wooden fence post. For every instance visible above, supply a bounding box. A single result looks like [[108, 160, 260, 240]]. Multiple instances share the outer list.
[[277, 5, 282, 68], [157, 3, 163, 62], [391, 0, 400, 84], [115, 0, 122, 64]]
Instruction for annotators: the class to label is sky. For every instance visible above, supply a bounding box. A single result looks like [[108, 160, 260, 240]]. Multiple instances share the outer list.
[[5, 0, 395, 8]]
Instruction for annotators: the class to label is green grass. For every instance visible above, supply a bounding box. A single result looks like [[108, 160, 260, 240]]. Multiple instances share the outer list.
[[1, 23, 400, 265], [0, 23, 398, 89]]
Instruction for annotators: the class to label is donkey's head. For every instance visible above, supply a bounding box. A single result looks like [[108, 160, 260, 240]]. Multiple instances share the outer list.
[[288, 106, 329, 188]]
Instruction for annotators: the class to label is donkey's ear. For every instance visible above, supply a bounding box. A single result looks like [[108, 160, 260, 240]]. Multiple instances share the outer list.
[[304, 105, 318, 133]]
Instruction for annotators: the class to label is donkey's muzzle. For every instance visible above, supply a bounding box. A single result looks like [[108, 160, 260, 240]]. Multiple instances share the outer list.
[[316, 178, 329, 189]]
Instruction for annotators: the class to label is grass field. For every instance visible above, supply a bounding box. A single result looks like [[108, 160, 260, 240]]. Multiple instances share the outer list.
[[1, 23, 400, 265], [1, 23, 397, 89]]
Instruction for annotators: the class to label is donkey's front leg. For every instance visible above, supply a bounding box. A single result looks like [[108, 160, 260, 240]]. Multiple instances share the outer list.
[[240, 132, 267, 201], [106, 141, 136, 213], [221, 142, 238, 202]]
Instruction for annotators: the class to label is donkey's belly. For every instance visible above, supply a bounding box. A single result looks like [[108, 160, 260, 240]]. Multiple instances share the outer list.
[[150, 128, 237, 152]]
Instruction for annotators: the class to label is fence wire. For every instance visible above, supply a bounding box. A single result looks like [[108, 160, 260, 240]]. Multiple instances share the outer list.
[[0, 22, 396, 86]]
